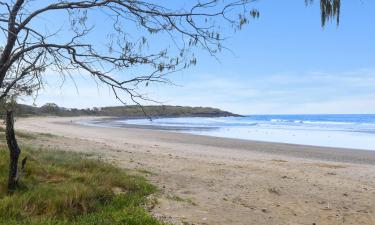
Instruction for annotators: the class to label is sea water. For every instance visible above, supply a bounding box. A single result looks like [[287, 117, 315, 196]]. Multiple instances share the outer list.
[[89, 115, 375, 150]]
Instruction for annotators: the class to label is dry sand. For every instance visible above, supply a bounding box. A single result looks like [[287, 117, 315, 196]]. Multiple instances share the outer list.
[[15, 116, 375, 225]]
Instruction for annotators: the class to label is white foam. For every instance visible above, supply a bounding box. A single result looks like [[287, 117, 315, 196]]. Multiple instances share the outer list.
[[107, 116, 375, 151]]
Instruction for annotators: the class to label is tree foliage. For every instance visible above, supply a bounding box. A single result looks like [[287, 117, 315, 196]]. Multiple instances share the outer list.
[[306, 0, 340, 27]]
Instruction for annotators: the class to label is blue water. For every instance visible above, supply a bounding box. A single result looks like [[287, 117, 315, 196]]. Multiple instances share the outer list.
[[123, 114, 375, 133], [85, 115, 375, 150]]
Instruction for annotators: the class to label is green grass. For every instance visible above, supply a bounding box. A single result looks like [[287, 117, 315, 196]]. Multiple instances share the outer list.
[[0, 142, 163, 225]]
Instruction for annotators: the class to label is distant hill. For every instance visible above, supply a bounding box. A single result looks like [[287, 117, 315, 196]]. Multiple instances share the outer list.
[[2, 103, 241, 118]]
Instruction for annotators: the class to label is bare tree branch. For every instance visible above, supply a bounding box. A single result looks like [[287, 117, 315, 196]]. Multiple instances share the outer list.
[[0, 0, 340, 106], [0, 0, 260, 105]]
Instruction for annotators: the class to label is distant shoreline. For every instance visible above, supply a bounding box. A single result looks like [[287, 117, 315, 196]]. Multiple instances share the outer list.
[[78, 115, 375, 152], [76, 116, 220, 131], [27, 116, 375, 165], [9, 103, 242, 118]]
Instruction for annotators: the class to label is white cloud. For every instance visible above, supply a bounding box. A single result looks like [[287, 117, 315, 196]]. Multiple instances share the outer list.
[[20, 68, 375, 114]]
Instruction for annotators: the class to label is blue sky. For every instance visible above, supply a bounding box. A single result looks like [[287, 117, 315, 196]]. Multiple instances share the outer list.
[[21, 0, 375, 114]]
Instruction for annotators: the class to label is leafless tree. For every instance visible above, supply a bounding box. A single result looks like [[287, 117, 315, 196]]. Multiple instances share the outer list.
[[0, 0, 340, 192]]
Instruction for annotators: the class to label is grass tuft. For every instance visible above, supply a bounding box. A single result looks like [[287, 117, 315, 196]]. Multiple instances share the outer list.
[[0, 144, 163, 225]]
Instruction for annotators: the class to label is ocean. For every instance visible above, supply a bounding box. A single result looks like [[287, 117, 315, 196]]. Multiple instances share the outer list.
[[83, 114, 375, 150]]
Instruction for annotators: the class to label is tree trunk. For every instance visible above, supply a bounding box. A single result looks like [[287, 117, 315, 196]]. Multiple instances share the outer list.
[[5, 110, 21, 192]]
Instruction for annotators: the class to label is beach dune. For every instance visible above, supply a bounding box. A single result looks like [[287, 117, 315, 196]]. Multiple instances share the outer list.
[[16, 116, 375, 225]]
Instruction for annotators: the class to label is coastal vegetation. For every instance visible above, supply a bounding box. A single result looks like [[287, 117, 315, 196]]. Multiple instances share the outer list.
[[0, 130, 162, 225], [1, 103, 239, 118]]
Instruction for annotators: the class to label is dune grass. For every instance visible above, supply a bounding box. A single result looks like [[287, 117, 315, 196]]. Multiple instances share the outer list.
[[0, 140, 163, 225]]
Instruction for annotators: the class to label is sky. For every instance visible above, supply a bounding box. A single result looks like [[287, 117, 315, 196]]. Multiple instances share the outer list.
[[19, 0, 375, 115]]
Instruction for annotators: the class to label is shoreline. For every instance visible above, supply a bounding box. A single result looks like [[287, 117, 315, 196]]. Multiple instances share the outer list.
[[14, 116, 375, 225], [76, 116, 375, 165], [79, 116, 375, 152]]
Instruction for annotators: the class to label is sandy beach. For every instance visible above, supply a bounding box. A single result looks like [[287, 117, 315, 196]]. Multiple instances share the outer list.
[[15, 116, 375, 225]]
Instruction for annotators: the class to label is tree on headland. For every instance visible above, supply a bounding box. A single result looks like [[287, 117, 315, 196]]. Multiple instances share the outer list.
[[0, 0, 340, 193]]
